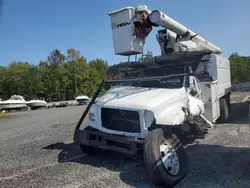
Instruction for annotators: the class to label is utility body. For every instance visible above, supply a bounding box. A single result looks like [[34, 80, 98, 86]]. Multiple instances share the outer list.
[[74, 5, 231, 187]]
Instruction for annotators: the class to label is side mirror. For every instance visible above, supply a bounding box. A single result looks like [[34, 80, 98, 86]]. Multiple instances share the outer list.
[[189, 89, 197, 96]]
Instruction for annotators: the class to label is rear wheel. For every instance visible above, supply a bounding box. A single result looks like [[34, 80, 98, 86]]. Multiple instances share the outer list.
[[218, 97, 229, 123], [143, 128, 189, 187]]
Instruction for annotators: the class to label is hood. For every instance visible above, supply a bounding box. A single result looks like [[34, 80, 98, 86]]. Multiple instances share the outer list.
[[97, 86, 187, 110]]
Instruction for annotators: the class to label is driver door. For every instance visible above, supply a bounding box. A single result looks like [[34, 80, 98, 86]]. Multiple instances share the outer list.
[[189, 76, 202, 100], [187, 76, 204, 115]]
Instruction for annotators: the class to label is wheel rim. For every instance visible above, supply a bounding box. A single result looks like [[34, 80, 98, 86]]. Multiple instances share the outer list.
[[160, 140, 180, 175]]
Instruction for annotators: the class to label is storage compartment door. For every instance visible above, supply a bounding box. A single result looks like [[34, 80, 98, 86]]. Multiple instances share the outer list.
[[200, 81, 220, 123]]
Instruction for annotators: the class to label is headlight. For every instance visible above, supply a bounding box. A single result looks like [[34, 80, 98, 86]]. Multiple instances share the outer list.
[[88, 104, 97, 122], [144, 110, 155, 128], [89, 112, 96, 121]]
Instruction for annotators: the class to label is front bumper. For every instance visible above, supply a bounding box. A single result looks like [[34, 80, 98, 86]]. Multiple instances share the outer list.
[[74, 126, 144, 156]]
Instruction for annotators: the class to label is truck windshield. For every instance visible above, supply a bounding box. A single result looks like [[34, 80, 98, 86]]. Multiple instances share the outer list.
[[119, 76, 184, 89], [105, 62, 186, 89]]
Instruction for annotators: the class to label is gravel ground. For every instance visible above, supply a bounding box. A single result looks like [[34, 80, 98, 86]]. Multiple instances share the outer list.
[[0, 100, 250, 188]]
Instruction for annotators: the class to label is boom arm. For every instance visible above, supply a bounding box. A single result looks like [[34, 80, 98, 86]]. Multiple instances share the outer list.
[[148, 10, 222, 54], [109, 5, 222, 56]]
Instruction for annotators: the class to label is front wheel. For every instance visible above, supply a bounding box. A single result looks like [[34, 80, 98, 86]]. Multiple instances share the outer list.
[[143, 128, 189, 187]]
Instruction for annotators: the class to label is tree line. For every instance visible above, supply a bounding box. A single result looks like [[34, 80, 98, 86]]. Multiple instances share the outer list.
[[0, 50, 249, 101], [0, 48, 109, 101], [229, 52, 250, 84]]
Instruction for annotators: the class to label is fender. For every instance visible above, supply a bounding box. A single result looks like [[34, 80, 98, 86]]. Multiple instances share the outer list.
[[154, 104, 186, 125], [187, 95, 205, 115]]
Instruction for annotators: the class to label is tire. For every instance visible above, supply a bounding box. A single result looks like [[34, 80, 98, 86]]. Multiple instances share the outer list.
[[80, 144, 103, 156], [143, 128, 189, 187], [218, 97, 229, 123]]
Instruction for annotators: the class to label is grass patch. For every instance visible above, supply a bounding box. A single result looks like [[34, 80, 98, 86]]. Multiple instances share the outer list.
[[0, 114, 11, 119]]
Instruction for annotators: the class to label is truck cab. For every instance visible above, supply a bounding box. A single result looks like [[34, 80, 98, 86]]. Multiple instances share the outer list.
[[87, 71, 206, 137]]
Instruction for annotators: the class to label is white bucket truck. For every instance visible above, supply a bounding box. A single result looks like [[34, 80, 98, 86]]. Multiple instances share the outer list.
[[74, 5, 231, 187]]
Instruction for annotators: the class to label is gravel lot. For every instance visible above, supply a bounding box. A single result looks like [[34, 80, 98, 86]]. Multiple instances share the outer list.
[[0, 100, 250, 188]]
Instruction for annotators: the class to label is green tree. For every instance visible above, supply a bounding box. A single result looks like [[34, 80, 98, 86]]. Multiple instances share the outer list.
[[46, 49, 67, 101], [229, 52, 250, 84], [66, 48, 88, 97], [47, 49, 65, 67], [88, 58, 109, 96], [37, 62, 51, 100], [89, 58, 108, 79], [0, 62, 37, 99], [0, 66, 6, 98]]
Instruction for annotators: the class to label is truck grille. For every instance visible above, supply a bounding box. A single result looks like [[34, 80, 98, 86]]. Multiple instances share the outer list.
[[101, 108, 141, 133]]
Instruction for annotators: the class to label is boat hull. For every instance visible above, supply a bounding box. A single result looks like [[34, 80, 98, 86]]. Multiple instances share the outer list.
[[76, 99, 89, 105], [0, 103, 28, 110], [26, 102, 47, 109]]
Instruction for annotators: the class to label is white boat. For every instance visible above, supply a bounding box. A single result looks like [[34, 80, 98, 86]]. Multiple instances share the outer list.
[[75, 95, 90, 105], [0, 95, 28, 111], [26, 99, 48, 110]]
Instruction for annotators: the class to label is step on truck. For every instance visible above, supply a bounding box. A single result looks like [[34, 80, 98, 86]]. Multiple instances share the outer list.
[[73, 5, 231, 187]]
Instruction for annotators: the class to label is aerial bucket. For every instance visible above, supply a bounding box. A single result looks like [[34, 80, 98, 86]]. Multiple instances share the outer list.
[[109, 7, 146, 56]]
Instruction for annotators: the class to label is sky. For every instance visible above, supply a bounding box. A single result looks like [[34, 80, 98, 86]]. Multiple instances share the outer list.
[[0, 0, 250, 66]]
